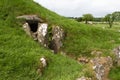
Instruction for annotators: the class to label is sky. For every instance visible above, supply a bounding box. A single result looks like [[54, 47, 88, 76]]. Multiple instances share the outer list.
[[34, 0, 120, 17]]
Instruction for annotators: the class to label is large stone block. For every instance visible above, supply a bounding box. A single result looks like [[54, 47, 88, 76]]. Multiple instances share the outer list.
[[91, 56, 113, 80], [113, 46, 120, 66], [37, 23, 48, 47]]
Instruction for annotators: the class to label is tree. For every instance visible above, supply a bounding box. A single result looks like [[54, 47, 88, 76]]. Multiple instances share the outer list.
[[113, 11, 120, 21], [104, 14, 114, 28], [76, 17, 83, 22], [93, 17, 102, 22], [104, 11, 120, 28], [82, 14, 94, 24]]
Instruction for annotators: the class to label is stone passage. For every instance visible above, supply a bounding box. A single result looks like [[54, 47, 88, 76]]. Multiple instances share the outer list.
[[90, 56, 113, 80], [17, 15, 64, 53]]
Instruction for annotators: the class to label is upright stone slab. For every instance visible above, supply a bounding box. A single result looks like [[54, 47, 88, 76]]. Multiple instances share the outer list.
[[37, 23, 48, 47], [51, 26, 64, 53], [23, 22, 32, 37], [113, 46, 120, 66]]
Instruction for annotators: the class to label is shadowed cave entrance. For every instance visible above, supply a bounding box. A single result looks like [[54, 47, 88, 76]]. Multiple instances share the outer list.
[[27, 20, 38, 33], [23, 20, 63, 54], [17, 15, 61, 53], [26, 20, 58, 53]]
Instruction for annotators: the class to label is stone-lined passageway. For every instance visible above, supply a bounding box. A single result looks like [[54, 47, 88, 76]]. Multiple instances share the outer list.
[[17, 15, 64, 53]]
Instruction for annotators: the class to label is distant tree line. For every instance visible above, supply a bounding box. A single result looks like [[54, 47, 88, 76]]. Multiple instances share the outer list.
[[68, 11, 120, 28], [104, 11, 120, 28]]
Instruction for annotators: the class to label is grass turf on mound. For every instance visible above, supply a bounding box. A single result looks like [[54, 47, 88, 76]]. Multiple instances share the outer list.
[[0, 0, 120, 79]]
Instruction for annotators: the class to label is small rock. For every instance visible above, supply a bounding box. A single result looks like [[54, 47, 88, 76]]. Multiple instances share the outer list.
[[40, 57, 47, 67], [37, 57, 47, 75], [76, 76, 91, 80], [77, 57, 89, 64], [88, 21, 93, 24]]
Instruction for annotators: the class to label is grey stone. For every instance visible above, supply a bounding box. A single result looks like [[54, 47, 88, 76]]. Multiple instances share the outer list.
[[37, 57, 47, 75], [40, 57, 47, 67], [91, 56, 113, 80], [17, 15, 43, 22], [37, 23, 48, 47], [23, 22, 32, 37], [51, 26, 64, 53], [77, 57, 89, 64], [76, 76, 91, 80], [113, 46, 120, 66]]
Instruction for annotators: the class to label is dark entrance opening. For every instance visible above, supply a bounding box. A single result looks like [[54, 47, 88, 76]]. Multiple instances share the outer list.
[[27, 21, 38, 32]]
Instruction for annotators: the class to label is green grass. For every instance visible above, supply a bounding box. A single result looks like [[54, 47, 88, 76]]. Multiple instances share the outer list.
[[109, 66, 120, 80], [62, 23, 120, 57], [0, 20, 83, 80], [92, 22, 120, 30], [0, 0, 83, 80], [0, 0, 120, 79]]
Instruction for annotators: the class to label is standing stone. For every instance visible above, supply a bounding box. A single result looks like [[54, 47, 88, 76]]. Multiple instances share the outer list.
[[23, 22, 32, 37], [37, 23, 48, 47], [51, 26, 64, 53], [113, 46, 120, 66]]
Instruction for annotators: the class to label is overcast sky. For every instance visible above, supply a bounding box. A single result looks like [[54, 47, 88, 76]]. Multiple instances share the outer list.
[[34, 0, 120, 17]]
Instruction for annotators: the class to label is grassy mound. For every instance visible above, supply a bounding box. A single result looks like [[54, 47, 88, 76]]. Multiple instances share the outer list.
[[0, 0, 120, 79], [0, 0, 83, 80], [0, 13, 83, 80]]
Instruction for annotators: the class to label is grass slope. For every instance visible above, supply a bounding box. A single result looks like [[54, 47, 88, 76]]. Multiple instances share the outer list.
[[0, 0, 120, 79], [0, 0, 83, 80], [0, 17, 83, 80]]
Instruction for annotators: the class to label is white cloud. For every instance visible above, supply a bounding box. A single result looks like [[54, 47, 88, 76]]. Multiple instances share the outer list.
[[34, 0, 120, 17]]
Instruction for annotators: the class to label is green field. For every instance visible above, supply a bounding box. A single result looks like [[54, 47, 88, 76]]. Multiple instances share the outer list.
[[0, 0, 120, 80], [92, 22, 120, 30]]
